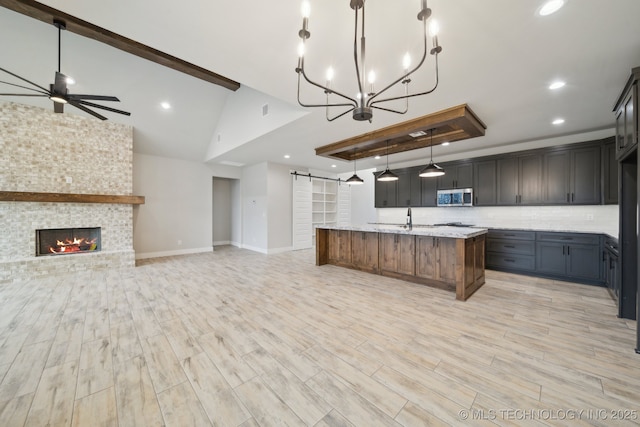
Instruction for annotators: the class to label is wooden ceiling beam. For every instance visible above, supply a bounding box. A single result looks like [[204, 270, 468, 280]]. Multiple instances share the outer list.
[[315, 104, 487, 161], [0, 0, 241, 91]]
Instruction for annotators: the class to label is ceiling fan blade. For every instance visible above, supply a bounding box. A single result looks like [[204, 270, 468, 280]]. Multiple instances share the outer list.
[[0, 93, 48, 97], [68, 94, 120, 102], [53, 71, 68, 95], [77, 100, 131, 116], [0, 80, 50, 95], [54, 102, 64, 113], [68, 100, 107, 120], [0, 67, 51, 94]]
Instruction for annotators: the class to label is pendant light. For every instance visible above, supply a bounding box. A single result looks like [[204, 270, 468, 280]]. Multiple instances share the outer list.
[[419, 129, 445, 177], [346, 153, 364, 185], [377, 141, 399, 181]]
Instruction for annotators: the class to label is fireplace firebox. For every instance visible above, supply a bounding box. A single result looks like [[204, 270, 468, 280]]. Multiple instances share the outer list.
[[36, 227, 101, 256]]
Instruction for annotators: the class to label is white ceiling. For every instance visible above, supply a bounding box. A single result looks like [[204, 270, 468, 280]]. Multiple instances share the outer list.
[[2, 0, 640, 174]]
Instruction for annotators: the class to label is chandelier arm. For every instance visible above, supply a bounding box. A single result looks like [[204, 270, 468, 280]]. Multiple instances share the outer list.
[[366, 17, 429, 107], [370, 54, 439, 107], [327, 106, 356, 122], [296, 68, 357, 108], [370, 104, 409, 115], [352, 5, 364, 104]]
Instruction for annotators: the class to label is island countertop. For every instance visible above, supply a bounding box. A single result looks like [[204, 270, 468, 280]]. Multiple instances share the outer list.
[[317, 223, 488, 239]]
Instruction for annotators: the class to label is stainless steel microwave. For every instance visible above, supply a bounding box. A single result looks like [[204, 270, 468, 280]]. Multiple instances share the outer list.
[[437, 188, 473, 206]]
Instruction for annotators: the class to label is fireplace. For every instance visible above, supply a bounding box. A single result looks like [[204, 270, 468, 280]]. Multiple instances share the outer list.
[[36, 227, 102, 256]]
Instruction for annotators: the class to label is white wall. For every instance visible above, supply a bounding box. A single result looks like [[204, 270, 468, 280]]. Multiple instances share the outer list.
[[241, 162, 269, 252], [133, 153, 215, 258], [231, 179, 242, 247], [267, 163, 293, 253], [342, 167, 378, 225], [213, 178, 233, 245]]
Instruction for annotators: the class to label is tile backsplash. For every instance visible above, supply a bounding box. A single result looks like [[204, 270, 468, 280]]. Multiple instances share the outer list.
[[377, 205, 619, 237]]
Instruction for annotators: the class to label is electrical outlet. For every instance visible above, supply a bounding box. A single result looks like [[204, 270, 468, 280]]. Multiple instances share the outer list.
[[586, 214, 594, 220], [65, 176, 72, 184]]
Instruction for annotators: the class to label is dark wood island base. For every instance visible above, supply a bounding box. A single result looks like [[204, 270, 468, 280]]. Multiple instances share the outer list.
[[316, 227, 486, 301]]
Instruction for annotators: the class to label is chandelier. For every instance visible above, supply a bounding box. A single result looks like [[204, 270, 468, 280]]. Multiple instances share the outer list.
[[295, 0, 442, 122]]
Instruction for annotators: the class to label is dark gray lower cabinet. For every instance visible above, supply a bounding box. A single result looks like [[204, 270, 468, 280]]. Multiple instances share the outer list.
[[487, 229, 604, 286]]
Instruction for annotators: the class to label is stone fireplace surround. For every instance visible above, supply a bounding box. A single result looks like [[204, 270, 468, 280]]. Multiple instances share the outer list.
[[0, 102, 136, 283]]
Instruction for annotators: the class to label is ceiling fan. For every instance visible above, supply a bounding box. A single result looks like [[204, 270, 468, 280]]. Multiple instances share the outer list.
[[0, 19, 130, 121]]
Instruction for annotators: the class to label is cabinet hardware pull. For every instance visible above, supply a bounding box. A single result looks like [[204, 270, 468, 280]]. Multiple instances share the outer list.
[[567, 246, 570, 255], [505, 258, 515, 263], [562, 246, 565, 255], [504, 245, 515, 248], [504, 234, 515, 237], [566, 193, 570, 202]]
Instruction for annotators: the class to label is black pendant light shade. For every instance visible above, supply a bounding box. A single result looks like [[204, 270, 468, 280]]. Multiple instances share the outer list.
[[377, 141, 399, 182], [346, 156, 364, 185], [419, 129, 445, 178]]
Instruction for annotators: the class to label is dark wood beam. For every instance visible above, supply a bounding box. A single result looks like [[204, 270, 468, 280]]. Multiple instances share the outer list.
[[0, 191, 145, 204], [0, 0, 240, 91], [315, 104, 487, 161]]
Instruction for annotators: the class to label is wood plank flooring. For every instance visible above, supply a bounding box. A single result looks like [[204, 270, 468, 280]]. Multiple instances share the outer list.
[[0, 246, 639, 426]]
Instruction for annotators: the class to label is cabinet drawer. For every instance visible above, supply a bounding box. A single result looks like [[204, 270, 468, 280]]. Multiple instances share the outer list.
[[488, 229, 535, 241], [486, 253, 535, 271], [536, 232, 600, 245], [486, 239, 535, 255]]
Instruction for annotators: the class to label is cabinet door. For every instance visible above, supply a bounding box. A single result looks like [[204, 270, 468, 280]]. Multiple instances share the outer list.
[[624, 92, 635, 150], [473, 160, 496, 205], [566, 244, 601, 281], [437, 164, 456, 189], [379, 233, 398, 273], [397, 235, 416, 276], [420, 175, 438, 207], [542, 151, 570, 204], [415, 236, 438, 279], [438, 238, 457, 283], [397, 169, 421, 207], [456, 163, 473, 188], [536, 242, 566, 275], [496, 157, 519, 205], [603, 139, 619, 204], [570, 145, 601, 204], [519, 154, 543, 204], [352, 231, 379, 272], [374, 179, 398, 208], [616, 107, 626, 153]]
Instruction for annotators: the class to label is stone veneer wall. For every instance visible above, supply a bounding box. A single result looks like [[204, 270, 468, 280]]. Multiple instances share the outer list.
[[0, 102, 135, 283]]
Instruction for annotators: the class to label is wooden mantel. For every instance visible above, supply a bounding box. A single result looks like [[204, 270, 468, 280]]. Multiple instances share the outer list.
[[0, 191, 145, 205]]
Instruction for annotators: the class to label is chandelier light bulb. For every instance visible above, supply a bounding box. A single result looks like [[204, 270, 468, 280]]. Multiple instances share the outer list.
[[403, 53, 411, 71], [297, 42, 305, 58], [429, 20, 440, 37], [326, 67, 334, 82], [368, 70, 376, 84], [301, 1, 310, 18]]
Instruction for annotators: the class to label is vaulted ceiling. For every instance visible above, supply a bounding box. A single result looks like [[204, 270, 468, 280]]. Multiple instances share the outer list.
[[2, 0, 640, 174]]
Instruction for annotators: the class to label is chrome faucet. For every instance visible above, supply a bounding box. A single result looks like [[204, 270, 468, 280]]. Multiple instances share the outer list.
[[406, 207, 412, 230]]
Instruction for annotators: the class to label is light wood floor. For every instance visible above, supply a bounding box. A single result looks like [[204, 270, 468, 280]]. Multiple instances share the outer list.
[[0, 246, 639, 427]]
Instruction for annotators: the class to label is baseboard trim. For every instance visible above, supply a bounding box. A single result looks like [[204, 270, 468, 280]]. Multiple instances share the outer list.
[[135, 247, 213, 260]]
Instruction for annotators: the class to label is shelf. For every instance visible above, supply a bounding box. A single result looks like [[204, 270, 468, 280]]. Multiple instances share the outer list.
[[0, 191, 145, 205]]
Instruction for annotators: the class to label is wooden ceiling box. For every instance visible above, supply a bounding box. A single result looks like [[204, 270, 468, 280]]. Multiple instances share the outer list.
[[315, 104, 487, 161]]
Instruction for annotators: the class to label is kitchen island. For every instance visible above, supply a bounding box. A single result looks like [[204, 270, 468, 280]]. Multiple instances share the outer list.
[[316, 224, 487, 301]]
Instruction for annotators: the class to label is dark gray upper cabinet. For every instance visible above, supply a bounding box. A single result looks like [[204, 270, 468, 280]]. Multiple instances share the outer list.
[[570, 145, 601, 204], [496, 153, 542, 205], [396, 168, 422, 207], [603, 138, 618, 204], [473, 159, 496, 205], [373, 138, 616, 208], [614, 68, 639, 160], [420, 174, 438, 207], [373, 173, 397, 208], [542, 145, 601, 205], [437, 162, 473, 189]]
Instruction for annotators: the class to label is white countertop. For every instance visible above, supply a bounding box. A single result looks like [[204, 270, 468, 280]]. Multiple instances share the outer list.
[[318, 224, 488, 239]]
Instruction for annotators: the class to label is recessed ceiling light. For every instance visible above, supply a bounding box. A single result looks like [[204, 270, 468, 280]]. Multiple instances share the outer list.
[[441, 142, 450, 146], [549, 81, 566, 90], [331, 164, 337, 168], [160, 101, 171, 110], [538, 0, 565, 16], [409, 131, 427, 138], [374, 155, 381, 160], [284, 154, 291, 159], [552, 118, 565, 125]]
